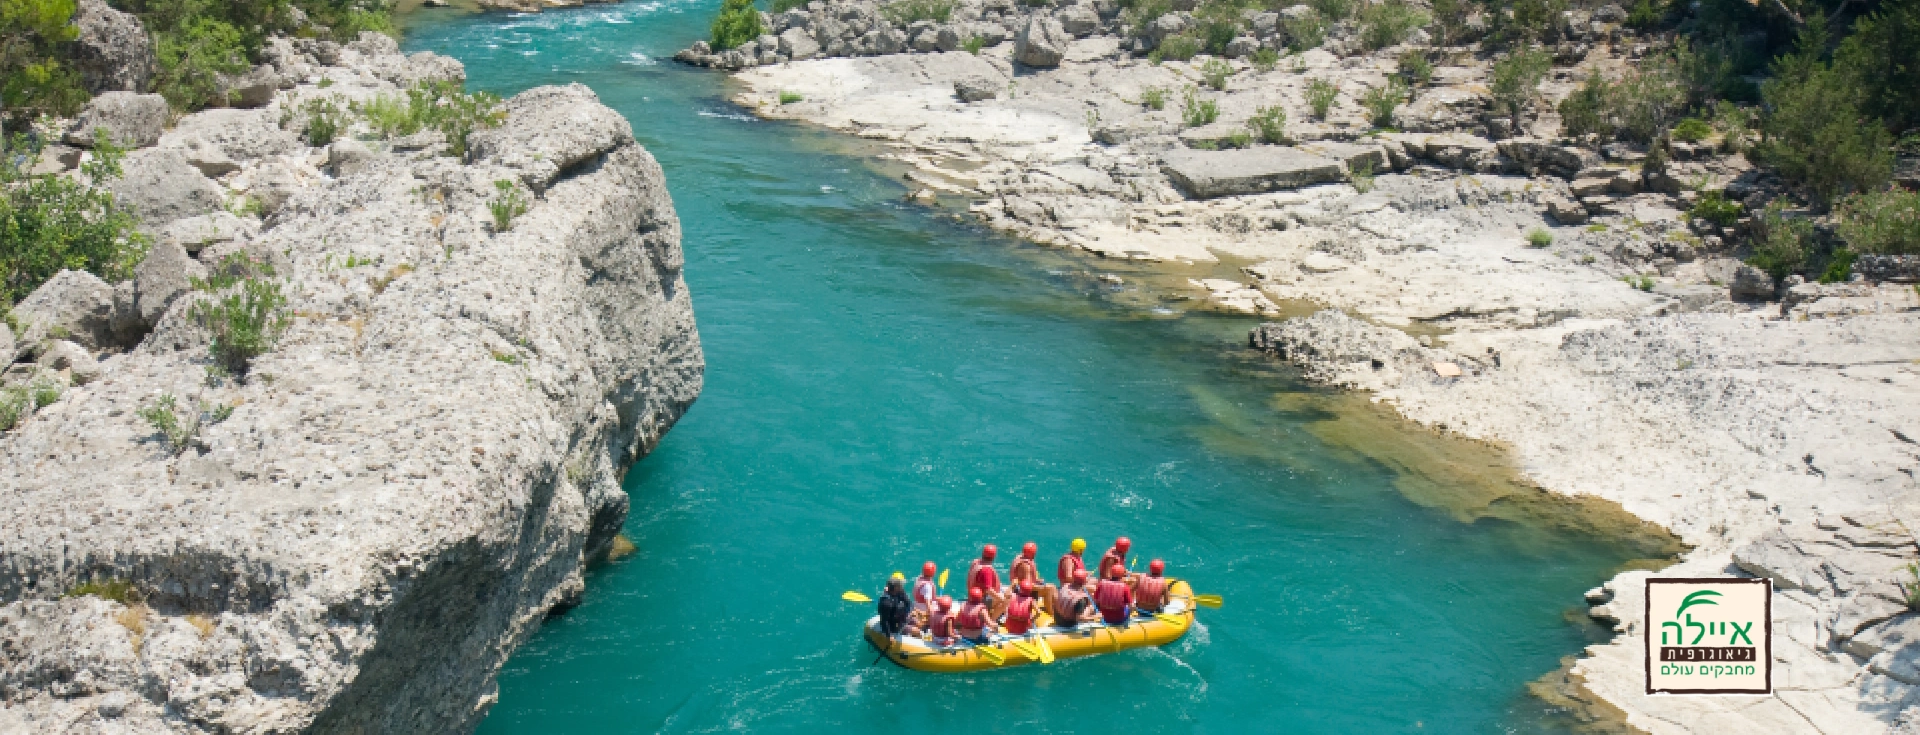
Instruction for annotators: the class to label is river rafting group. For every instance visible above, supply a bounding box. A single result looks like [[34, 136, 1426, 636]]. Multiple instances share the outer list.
[[847, 537, 1220, 671]]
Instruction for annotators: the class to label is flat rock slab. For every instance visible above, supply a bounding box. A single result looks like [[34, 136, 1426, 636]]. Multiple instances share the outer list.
[[1161, 147, 1343, 199]]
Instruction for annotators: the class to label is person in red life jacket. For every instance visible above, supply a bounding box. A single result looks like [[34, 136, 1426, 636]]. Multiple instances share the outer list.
[[928, 595, 957, 646], [911, 561, 938, 617], [1098, 537, 1131, 585], [1009, 542, 1041, 589], [967, 544, 1007, 618], [1003, 580, 1040, 635], [1094, 564, 1134, 625], [1056, 538, 1087, 586], [1054, 568, 1098, 626], [1133, 559, 1170, 615], [955, 587, 997, 642]]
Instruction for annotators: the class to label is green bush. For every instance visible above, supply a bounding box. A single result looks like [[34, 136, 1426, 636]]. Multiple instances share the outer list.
[[963, 35, 984, 55], [1226, 130, 1252, 148], [1, 131, 148, 305], [64, 578, 138, 604], [0, 0, 88, 122], [1485, 0, 1566, 49], [879, 0, 956, 24], [190, 261, 290, 378], [1612, 57, 1685, 144], [1819, 248, 1856, 283], [1835, 0, 1920, 137], [710, 0, 764, 51], [1626, 0, 1665, 28], [1688, 190, 1742, 227], [340, 81, 503, 157], [1526, 228, 1553, 248], [778, 90, 803, 104], [1428, 0, 1468, 47], [136, 392, 232, 453], [1248, 104, 1287, 143], [1558, 73, 1613, 142], [1158, 34, 1202, 62], [0, 386, 28, 431], [1123, 0, 1174, 37], [1348, 157, 1375, 193], [298, 95, 344, 146], [1181, 86, 1218, 127], [1490, 46, 1551, 130], [1746, 203, 1811, 280], [1398, 50, 1433, 86], [1671, 117, 1712, 142], [489, 179, 530, 233], [153, 15, 249, 110], [1713, 101, 1752, 153], [1308, 0, 1354, 22], [1758, 19, 1894, 207], [120, 1, 396, 112], [1835, 189, 1920, 255], [1360, 79, 1407, 128], [1359, 0, 1428, 51], [771, 0, 808, 11], [1283, 9, 1327, 52], [1199, 57, 1234, 91], [1192, 0, 1245, 55], [1252, 48, 1280, 73], [1306, 78, 1338, 120], [1139, 86, 1167, 110]]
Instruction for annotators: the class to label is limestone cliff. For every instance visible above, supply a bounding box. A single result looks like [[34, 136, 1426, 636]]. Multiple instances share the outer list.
[[0, 39, 701, 733]]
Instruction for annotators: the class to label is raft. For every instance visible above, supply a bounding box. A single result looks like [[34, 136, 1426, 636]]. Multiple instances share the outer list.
[[862, 579, 1196, 672]]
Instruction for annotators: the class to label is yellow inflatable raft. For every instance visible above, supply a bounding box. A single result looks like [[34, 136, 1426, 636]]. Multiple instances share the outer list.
[[863, 580, 1196, 672]]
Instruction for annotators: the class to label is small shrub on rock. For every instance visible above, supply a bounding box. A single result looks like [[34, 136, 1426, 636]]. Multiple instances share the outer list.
[[963, 35, 985, 55], [1398, 50, 1433, 87], [1159, 34, 1202, 62], [1688, 190, 1742, 227], [1181, 86, 1219, 127], [1359, 0, 1429, 51], [0, 387, 29, 432], [152, 15, 250, 111], [778, 90, 803, 104], [1526, 228, 1553, 248], [1758, 19, 1894, 207], [1490, 45, 1551, 131], [880, 0, 957, 24], [298, 95, 345, 146], [1308, 0, 1355, 22], [1835, 189, 1920, 255], [1200, 58, 1234, 91], [1360, 79, 1407, 128], [1283, 10, 1327, 52], [1427, 0, 1468, 47], [190, 259, 290, 379], [709, 0, 764, 51], [1746, 203, 1812, 280], [489, 179, 531, 233], [1139, 87, 1168, 110], [137, 392, 233, 454], [1348, 158, 1375, 193], [1671, 117, 1712, 143], [1306, 78, 1338, 120], [1252, 48, 1280, 73], [1248, 105, 1287, 143]]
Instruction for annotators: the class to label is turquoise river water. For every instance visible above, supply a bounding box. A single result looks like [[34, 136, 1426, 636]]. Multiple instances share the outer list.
[[400, 4, 1675, 732]]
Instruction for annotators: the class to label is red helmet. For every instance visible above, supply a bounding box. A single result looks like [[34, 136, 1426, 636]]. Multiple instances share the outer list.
[[1149, 559, 1165, 575], [1115, 537, 1131, 552], [1021, 542, 1036, 558], [1109, 564, 1126, 579], [968, 587, 984, 603], [937, 595, 953, 610], [1020, 580, 1035, 596], [922, 561, 937, 577], [981, 544, 997, 560], [1072, 569, 1088, 584]]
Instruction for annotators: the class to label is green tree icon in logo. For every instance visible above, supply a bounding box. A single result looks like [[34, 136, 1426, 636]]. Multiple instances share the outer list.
[[1661, 590, 1724, 645]]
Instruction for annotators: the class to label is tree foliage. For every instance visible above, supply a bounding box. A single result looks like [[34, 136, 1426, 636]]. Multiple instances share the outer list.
[[0, 130, 147, 305], [0, 0, 87, 121], [710, 0, 764, 51]]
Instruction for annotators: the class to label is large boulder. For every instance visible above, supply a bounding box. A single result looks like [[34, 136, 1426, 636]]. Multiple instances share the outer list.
[[160, 107, 302, 178], [68, 0, 155, 94], [1728, 263, 1777, 301], [63, 92, 169, 149], [954, 76, 1000, 102], [104, 149, 226, 226], [214, 64, 285, 109], [1014, 16, 1069, 68], [468, 83, 636, 192], [1161, 147, 1344, 198], [10, 270, 117, 352], [132, 239, 205, 327], [1058, 7, 1101, 37], [35, 340, 101, 384], [777, 27, 820, 61]]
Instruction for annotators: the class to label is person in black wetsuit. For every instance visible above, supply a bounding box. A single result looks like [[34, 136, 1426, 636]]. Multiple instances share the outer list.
[[877, 574, 915, 638]]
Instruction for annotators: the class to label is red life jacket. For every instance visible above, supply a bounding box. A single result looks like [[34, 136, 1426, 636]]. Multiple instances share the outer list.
[[913, 575, 936, 606], [1004, 595, 1035, 635], [1095, 579, 1131, 613], [1056, 553, 1084, 585], [969, 561, 1001, 592], [1099, 549, 1126, 577], [1055, 586, 1089, 621], [1135, 575, 1168, 611], [956, 602, 988, 633], [1009, 557, 1038, 585], [930, 611, 955, 642]]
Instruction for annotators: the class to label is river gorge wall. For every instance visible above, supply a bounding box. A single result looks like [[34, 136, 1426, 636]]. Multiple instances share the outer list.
[[0, 30, 702, 734]]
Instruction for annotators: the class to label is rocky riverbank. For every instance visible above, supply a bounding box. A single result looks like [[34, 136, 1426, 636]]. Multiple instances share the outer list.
[[0, 25, 701, 734], [684, 1, 1920, 730]]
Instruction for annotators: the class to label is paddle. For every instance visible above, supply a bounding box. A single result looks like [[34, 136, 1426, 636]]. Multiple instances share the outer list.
[[1153, 613, 1185, 625], [976, 645, 1005, 665], [1193, 594, 1223, 608], [1035, 635, 1055, 663], [1009, 639, 1041, 662], [938, 569, 949, 590], [842, 591, 872, 603]]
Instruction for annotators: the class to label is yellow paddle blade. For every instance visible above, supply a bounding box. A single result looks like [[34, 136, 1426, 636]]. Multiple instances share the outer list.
[[938, 569, 949, 588], [1194, 594, 1223, 608], [976, 645, 1005, 665], [842, 591, 871, 603], [1036, 636, 1055, 663], [1153, 613, 1185, 625], [1010, 640, 1041, 661]]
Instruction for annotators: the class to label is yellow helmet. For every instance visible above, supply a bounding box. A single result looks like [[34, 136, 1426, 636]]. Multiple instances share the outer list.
[[1070, 538, 1086, 552], [890, 571, 905, 582]]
